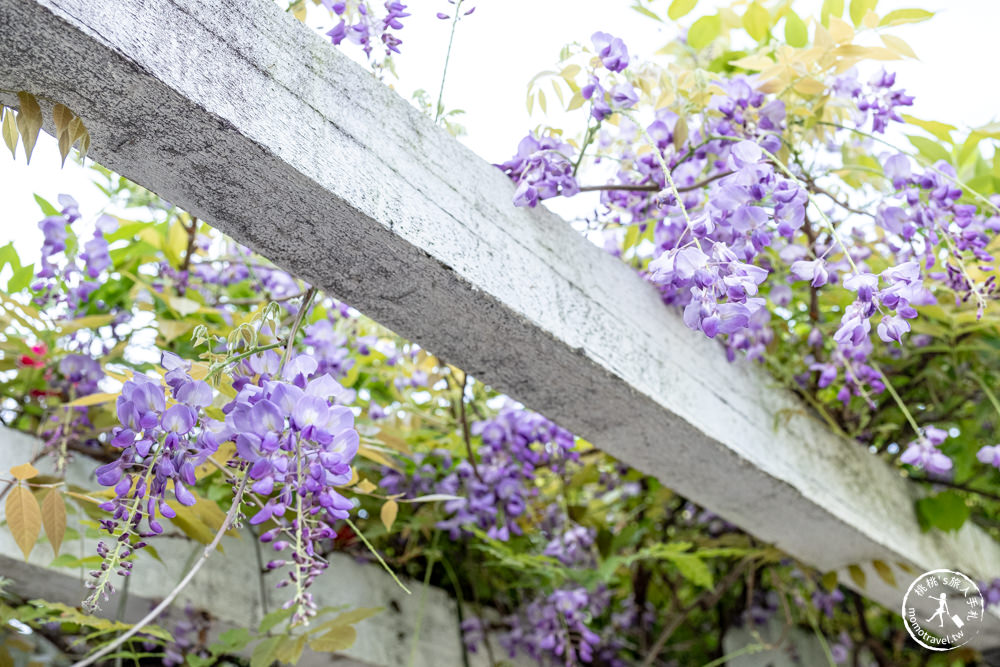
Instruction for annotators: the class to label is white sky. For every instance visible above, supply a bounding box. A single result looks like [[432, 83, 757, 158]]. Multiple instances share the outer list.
[[2, 0, 998, 267]]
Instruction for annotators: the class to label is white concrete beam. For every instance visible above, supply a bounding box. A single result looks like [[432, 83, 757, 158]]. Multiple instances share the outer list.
[[1, 0, 998, 648]]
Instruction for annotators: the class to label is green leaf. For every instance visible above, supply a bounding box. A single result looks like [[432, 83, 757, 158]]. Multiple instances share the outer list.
[[784, 11, 808, 47], [258, 607, 294, 634], [8, 264, 35, 293], [33, 194, 60, 217], [879, 8, 933, 26], [820, 0, 844, 26], [49, 553, 103, 568], [0, 243, 22, 273], [907, 135, 951, 165], [250, 636, 282, 667], [687, 14, 721, 50], [631, 2, 661, 21], [214, 628, 252, 652], [849, 0, 877, 26], [742, 2, 770, 42], [901, 115, 956, 143], [668, 0, 697, 20], [821, 571, 839, 592], [915, 491, 970, 532], [667, 552, 713, 588]]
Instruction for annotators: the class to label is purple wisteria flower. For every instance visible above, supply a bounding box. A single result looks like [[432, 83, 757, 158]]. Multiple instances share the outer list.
[[543, 524, 596, 567], [899, 426, 953, 475], [325, 0, 409, 59], [32, 195, 117, 314], [812, 588, 844, 618], [833, 68, 914, 134], [224, 351, 358, 622], [498, 133, 579, 208], [428, 406, 575, 540], [591, 32, 629, 73], [86, 353, 221, 610], [977, 444, 1000, 469]]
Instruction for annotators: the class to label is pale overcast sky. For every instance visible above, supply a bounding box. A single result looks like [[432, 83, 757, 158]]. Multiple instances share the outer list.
[[2, 0, 997, 266]]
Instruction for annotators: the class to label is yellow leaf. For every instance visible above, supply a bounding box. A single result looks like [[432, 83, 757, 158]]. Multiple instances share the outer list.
[[567, 90, 585, 111], [832, 44, 899, 60], [77, 128, 91, 162], [353, 478, 377, 494], [64, 392, 118, 407], [821, 571, 839, 592], [57, 313, 114, 334], [880, 34, 916, 59], [793, 77, 827, 95], [193, 441, 236, 480], [9, 462, 39, 481], [2, 108, 18, 158], [189, 361, 212, 381], [729, 54, 773, 71], [654, 86, 675, 109], [847, 564, 866, 589], [862, 9, 879, 28], [69, 115, 87, 143], [879, 8, 933, 26], [52, 104, 75, 166], [380, 499, 398, 533], [312, 607, 382, 632], [15, 92, 42, 164], [357, 445, 399, 470], [827, 16, 853, 43], [159, 319, 194, 344], [52, 103, 73, 137], [168, 295, 202, 316], [275, 634, 307, 663], [41, 490, 67, 556], [560, 64, 581, 80], [165, 221, 189, 266], [57, 130, 72, 166], [309, 625, 356, 653], [6, 485, 41, 560], [872, 560, 896, 587], [673, 116, 688, 152]]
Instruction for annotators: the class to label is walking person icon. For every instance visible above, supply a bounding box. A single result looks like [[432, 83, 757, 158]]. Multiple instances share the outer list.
[[925, 593, 950, 628]]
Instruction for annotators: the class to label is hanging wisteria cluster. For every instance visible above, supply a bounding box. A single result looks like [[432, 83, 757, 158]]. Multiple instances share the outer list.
[[85, 337, 360, 623], [497, 26, 1000, 483]]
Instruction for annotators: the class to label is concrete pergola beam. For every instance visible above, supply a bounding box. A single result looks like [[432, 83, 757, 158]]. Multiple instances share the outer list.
[[1, 0, 998, 649]]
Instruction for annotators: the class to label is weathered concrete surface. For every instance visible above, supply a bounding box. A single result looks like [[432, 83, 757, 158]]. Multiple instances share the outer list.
[[0, 0, 998, 649], [0, 428, 485, 667]]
